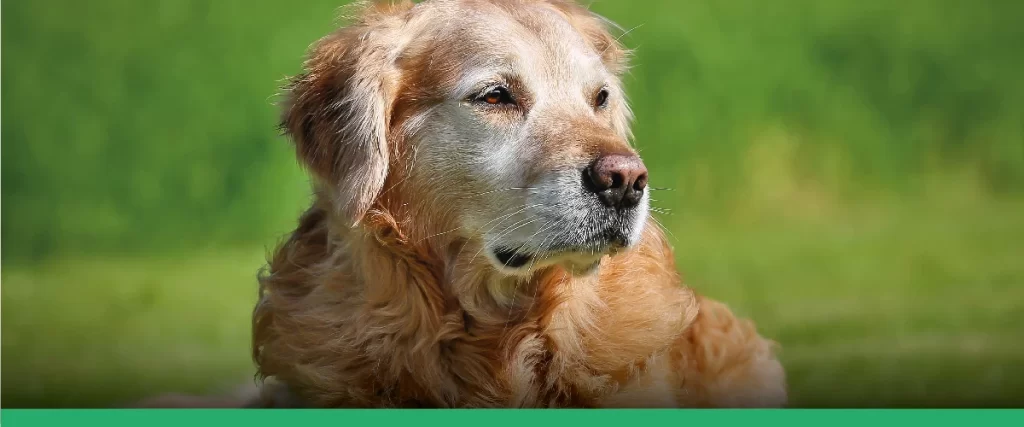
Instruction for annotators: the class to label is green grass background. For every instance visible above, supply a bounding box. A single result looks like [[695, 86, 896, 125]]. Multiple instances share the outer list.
[[3, 0, 1023, 408]]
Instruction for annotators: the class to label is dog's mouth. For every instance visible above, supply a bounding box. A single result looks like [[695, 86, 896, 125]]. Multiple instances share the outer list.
[[484, 204, 646, 277], [490, 238, 626, 276], [493, 247, 533, 269]]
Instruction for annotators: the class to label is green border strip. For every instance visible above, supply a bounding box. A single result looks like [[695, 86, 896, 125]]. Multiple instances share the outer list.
[[2, 409, 1023, 427]]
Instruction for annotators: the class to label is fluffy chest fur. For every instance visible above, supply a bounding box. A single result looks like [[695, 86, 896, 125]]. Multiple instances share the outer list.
[[252, 205, 700, 408]]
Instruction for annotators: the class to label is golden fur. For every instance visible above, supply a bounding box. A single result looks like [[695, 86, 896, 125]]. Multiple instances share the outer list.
[[136, 0, 786, 409]]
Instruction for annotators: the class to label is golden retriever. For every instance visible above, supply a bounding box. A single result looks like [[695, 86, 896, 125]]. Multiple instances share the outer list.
[[138, 0, 787, 408]]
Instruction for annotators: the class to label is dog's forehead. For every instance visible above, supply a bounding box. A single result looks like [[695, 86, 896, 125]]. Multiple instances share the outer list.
[[435, 2, 609, 92]]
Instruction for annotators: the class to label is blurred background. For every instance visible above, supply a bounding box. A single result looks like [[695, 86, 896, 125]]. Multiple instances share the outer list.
[[2, 0, 1023, 408]]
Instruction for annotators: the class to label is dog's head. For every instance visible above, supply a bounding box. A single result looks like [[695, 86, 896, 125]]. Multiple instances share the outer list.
[[282, 0, 647, 277]]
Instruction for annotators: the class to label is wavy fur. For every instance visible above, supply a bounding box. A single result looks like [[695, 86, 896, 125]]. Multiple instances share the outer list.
[[136, 0, 787, 409]]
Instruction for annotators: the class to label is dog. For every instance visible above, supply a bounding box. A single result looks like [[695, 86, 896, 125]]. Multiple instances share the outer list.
[[137, 0, 787, 408]]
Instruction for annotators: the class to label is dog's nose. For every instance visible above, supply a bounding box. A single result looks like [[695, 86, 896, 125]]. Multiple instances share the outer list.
[[583, 153, 648, 209]]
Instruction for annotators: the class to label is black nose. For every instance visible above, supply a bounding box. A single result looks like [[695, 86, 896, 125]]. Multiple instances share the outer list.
[[583, 153, 648, 209]]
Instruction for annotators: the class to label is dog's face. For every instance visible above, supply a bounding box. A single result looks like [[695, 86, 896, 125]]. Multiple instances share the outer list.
[[283, 0, 647, 277]]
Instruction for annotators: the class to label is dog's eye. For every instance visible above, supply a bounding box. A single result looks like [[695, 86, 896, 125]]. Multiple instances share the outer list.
[[595, 88, 610, 109], [477, 86, 515, 106]]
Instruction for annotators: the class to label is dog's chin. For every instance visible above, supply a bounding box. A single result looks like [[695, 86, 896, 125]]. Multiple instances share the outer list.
[[485, 208, 648, 278], [488, 241, 627, 278]]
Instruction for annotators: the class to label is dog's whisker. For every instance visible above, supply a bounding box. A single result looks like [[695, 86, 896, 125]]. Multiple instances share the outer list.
[[499, 215, 554, 270], [483, 204, 545, 239], [526, 216, 570, 270], [478, 203, 543, 236], [415, 225, 466, 244], [473, 219, 536, 266], [469, 216, 539, 265], [415, 202, 540, 245], [474, 210, 538, 256], [489, 217, 538, 247], [513, 217, 564, 272], [450, 203, 542, 258], [471, 187, 537, 197], [649, 214, 677, 242]]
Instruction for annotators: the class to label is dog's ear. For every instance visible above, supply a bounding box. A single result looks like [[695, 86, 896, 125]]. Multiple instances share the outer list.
[[280, 4, 410, 227]]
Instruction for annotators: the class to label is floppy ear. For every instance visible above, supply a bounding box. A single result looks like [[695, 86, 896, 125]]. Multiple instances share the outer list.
[[280, 6, 407, 227]]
